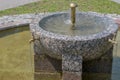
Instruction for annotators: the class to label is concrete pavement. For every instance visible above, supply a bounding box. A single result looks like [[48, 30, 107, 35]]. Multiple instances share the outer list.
[[0, 0, 40, 11], [112, 0, 120, 3]]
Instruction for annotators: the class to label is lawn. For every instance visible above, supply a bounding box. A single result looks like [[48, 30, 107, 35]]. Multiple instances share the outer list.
[[0, 0, 120, 16]]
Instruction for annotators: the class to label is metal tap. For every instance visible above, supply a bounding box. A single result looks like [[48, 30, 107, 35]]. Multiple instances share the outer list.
[[70, 3, 78, 25]]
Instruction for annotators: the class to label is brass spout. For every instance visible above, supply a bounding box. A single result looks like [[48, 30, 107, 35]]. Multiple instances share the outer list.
[[70, 3, 77, 25], [108, 39, 117, 44], [29, 32, 40, 43]]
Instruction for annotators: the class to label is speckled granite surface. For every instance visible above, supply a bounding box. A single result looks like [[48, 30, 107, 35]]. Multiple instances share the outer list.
[[30, 12, 118, 61], [30, 12, 118, 80]]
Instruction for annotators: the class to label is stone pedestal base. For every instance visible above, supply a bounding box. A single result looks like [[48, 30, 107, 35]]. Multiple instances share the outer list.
[[62, 53, 82, 80], [63, 71, 82, 80], [34, 54, 62, 73], [83, 47, 113, 73], [34, 46, 113, 80], [34, 54, 62, 80], [82, 47, 113, 80]]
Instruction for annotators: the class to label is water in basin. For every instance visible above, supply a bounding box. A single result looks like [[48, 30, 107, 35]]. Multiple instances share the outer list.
[[0, 26, 34, 80], [40, 13, 105, 36]]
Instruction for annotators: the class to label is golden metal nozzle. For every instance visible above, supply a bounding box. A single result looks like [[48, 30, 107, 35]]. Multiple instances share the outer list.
[[70, 3, 78, 8], [108, 39, 117, 44], [70, 3, 77, 26]]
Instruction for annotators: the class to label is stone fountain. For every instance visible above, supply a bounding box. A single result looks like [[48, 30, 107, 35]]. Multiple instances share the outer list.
[[30, 3, 118, 80]]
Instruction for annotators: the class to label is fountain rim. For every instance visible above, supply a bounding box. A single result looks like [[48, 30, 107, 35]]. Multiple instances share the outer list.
[[32, 12, 118, 41]]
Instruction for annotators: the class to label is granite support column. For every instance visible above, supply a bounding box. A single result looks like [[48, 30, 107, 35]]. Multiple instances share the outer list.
[[62, 53, 82, 80]]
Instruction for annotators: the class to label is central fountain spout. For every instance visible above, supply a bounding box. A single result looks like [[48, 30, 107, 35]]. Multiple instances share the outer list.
[[70, 3, 78, 27]]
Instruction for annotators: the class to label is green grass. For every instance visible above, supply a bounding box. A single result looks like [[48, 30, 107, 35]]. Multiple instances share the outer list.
[[0, 0, 120, 16]]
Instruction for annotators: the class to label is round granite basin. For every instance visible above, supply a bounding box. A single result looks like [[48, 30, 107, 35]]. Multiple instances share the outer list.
[[30, 12, 118, 61]]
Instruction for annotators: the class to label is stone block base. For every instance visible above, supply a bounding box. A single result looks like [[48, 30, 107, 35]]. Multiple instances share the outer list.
[[34, 47, 113, 80], [62, 71, 82, 80], [83, 47, 113, 73], [34, 54, 62, 73]]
